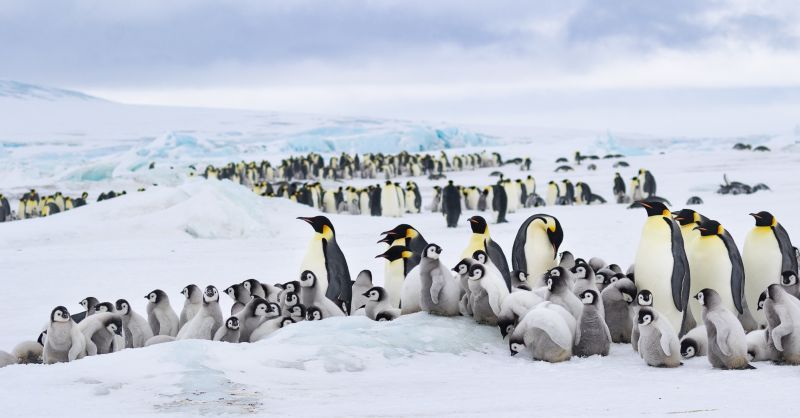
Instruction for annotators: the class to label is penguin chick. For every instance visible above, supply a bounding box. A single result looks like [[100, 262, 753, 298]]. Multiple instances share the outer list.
[[780, 270, 800, 299], [746, 329, 780, 362], [285, 304, 307, 322], [235, 298, 280, 342], [177, 285, 224, 340], [574, 290, 611, 357], [453, 258, 474, 316], [631, 290, 655, 352], [497, 289, 545, 338], [510, 302, 574, 362], [250, 312, 294, 342], [43, 306, 86, 364], [636, 308, 682, 368], [94, 302, 115, 313], [571, 262, 603, 313], [213, 316, 241, 343], [77, 312, 124, 356], [601, 278, 636, 343], [680, 326, 708, 359], [299, 270, 345, 318], [242, 278, 267, 300], [510, 270, 530, 291], [71, 296, 99, 323], [467, 264, 503, 325], [764, 284, 800, 364], [418, 244, 462, 316], [696, 289, 754, 369], [364, 287, 401, 321], [375, 310, 400, 321], [224, 283, 248, 316], [542, 267, 582, 320], [12, 338, 44, 364], [145, 289, 179, 337], [306, 306, 324, 321], [350, 270, 374, 314], [115, 299, 153, 348], [180, 284, 203, 326]]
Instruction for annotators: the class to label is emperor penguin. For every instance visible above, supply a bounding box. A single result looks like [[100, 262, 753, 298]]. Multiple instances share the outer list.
[[511, 214, 564, 288], [418, 243, 462, 316], [687, 219, 745, 328], [363, 286, 401, 321], [462, 216, 512, 289], [509, 302, 575, 363], [43, 306, 86, 364], [571, 261, 602, 312], [629, 177, 643, 201], [467, 264, 506, 325], [376, 245, 414, 309], [177, 285, 224, 340], [545, 181, 559, 206], [213, 317, 241, 343], [780, 270, 800, 298], [638, 169, 657, 198], [695, 289, 754, 369], [145, 289, 180, 337], [179, 284, 203, 327], [380, 181, 401, 217], [242, 278, 267, 301], [94, 302, 115, 313], [632, 200, 691, 336], [453, 258, 475, 316], [673, 208, 708, 248], [636, 308, 682, 368], [224, 283, 249, 316], [679, 326, 708, 359], [632, 290, 654, 352], [542, 266, 582, 320], [613, 172, 626, 203], [743, 211, 797, 326], [71, 296, 99, 323], [298, 216, 352, 314], [496, 287, 546, 338], [574, 289, 611, 357], [746, 329, 780, 362], [78, 312, 124, 356], [601, 277, 636, 343], [115, 299, 153, 348], [442, 180, 461, 228], [350, 270, 374, 314], [764, 284, 800, 364], [491, 183, 509, 223], [379, 223, 430, 272], [12, 334, 45, 364], [298, 270, 346, 318], [234, 298, 280, 342], [306, 307, 324, 321]]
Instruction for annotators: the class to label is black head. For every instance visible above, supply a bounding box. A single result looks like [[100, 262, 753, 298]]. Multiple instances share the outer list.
[[509, 337, 525, 356], [363, 286, 387, 302], [146, 289, 167, 304], [619, 283, 636, 304], [382, 224, 417, 238], [115, 299, 130, 314], [204, 285, 219, 302], [632, 200, 670, 217], [472, 249, 488, 264], [673, 209, 699, 226], [468, 264, 486, 280], [498, 317, 515, 339], [749, 211, 776, 227], [283, 291, 299, 306], [226, 316, 240, 329], [571, 262, 594, 281], [545, 267, 569, 291], [50, 306, 70, 323], [579, 289, 599, 305], [637, 290, 653, 306], [298, 216, 335, 235], [80, 297, 98, 310], [182, 284, 200, 300], [376, 245, 413, 262], [781, 271, 798, 287], [694, 220, 724, 237], [694, 288, 720, 308], [375, 311, 395, 321], [468, 216, 488, 234], [452, 258, 473, 275], [511, 270, 528, 283], [283, 281, 300, 293], [249, 297, 269, 316], [637, 308, 655, 325], [306, 306, 323, 320], [299, 270, 318, 287], [242, 278, 262, 292], [225, 284, 241, 300], [95, 302, 115, 313], [267, 302, 282, 316], [280, 317, 295, 328], [423, 243, 443, 259], [680, 338, 698, 359], [757, 290, 767, 310], [289, 304, 307, 318], [104, 316, 123, 336]]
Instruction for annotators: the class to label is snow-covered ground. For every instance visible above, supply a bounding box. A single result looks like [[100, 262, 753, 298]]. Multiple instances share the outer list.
[[2, 83, 800, 417]]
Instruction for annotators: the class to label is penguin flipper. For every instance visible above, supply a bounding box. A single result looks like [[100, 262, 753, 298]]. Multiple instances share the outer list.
[[659, 331, 672, 357], [706, 311, 733, 357], [70, 311, 87, 324], [722, 231, 746, 314], [511, 216, 536, 272], [665, 218, 690, 311], [774, 224, 798, 274], [487, 238, 512, 291]]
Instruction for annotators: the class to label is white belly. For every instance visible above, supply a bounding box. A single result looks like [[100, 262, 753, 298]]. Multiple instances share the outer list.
[[384, 259, 405, 308], [381, 186, 400, 217], [635, 218, 683, 332], [743, 228, 782, 325], [546, 187, 557, 205], [688, 238, 736, 320], [300, 239, 329, 292], [322, 193, 337, 213], [524, 226, 556, 287]]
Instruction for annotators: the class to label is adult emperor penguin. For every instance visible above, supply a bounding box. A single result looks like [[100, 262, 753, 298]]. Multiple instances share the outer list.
[[512, 214, 564, 288], [115, 299, 153, 348], [298, 216, 352, 314], [43, 306, 86, 364], [418, 243, 462, 316], [177, 285, 224, 340], [613, 172, 626, 203], [442, 180, 461, 228], [743, 211, 797, 326], [379, 223, 429, 272], [696, 289, 754, 369], [145, 289, 180, 337], [376, 245, 414, 308], [673, 208, 708, 248], [179, 284, 203, 327], [687, 219, 745, 325], [380, 181, 401, 217], [462, 216, 512, 289], [545, 181, 559, 206], [638, 169, 657, 198], [632, 200, 691, 336]]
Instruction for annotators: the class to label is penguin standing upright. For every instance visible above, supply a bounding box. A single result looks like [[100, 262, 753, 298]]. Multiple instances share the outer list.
[[376, 245, 414, 309], [687, 220, 746, 327], [298, 216, 352, 314], [632, 200, 691, 336], [442, 181, 461, 228], [545, 181, 559, 206], [380, 181, 401, 217], [613, 173, 626, 203], [511, 214, 564, 288], [639, 169, 657, 198], [491, 183, 508, 223], [743, 211, 797, 326], [462, 216, 511, 290]]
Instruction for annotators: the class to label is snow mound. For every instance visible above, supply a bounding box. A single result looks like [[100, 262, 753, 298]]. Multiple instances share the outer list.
[[0, 80, 102, 102], [114, 132, 235, 174], [0, 180, 292, 246]]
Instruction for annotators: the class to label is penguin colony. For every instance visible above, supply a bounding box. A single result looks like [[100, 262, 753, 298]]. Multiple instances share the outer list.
[[3, 202, 798, 371], [0, 189, 129, 222]]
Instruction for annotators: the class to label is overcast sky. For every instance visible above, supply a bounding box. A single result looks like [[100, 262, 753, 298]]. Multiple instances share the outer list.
[[2, 0, 800, 136]]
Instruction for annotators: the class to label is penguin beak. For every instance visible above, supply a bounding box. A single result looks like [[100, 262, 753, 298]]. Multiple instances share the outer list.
[[377, 236, 393, 245], [749, 213, 760, 219], [468, 217, 478, 224], [693, 226, 704, 231], [362, 291, 370, 297], [297, 216, 313, 224]]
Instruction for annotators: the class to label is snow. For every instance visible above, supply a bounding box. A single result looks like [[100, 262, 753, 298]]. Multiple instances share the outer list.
[[2, 82, 800, 416]]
